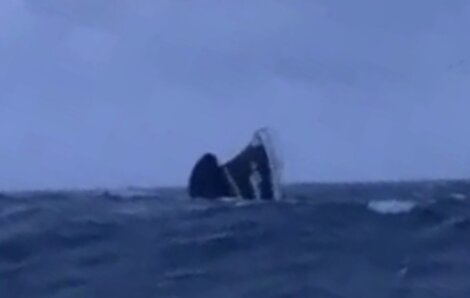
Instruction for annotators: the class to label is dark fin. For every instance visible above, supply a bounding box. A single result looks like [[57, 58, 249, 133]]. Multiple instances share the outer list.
[[188, 153, 231, 199], [222, 128, 283, 200]]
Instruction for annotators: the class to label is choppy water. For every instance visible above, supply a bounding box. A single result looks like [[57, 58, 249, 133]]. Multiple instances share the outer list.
[[1, 180, 470, 298]]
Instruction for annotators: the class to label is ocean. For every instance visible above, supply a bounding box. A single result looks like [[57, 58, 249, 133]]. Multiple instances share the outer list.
[[1, 180, 470, 298]]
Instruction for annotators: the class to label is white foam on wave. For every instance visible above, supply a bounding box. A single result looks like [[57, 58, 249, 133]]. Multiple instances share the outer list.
[[220, 197, 240, 203], [112, 204, 149, 216], [450, 193, 467, 201], [367, 200, 417, 215], [220, 196, 263, 207], [0, 204, 32, 219], [104, 187, 158, 199]]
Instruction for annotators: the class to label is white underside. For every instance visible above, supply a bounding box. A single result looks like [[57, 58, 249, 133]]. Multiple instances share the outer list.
[[249, 162, 262, 199], [253, 127, 283, 200], [223, 166, 242, 198], [222, 127, 284, 200]]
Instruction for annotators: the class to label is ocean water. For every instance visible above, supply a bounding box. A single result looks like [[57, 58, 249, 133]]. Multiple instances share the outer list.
[[1, 180, 470, 298]]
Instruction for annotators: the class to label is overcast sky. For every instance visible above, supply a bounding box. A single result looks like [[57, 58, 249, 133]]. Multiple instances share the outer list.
[[1, 0, 470, 190]]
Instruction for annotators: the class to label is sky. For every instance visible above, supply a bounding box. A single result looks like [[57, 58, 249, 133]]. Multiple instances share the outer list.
[[1, 0, 470, 190]]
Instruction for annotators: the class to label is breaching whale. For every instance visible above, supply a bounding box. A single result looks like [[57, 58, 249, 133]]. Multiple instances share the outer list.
[[188, 128, 283, 200]]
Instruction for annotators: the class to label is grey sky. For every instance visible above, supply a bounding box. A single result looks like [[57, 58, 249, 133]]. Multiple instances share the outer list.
[[1, 0, 470, 190]]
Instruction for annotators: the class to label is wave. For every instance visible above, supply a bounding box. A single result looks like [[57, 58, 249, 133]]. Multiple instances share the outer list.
[[2, 186, 470, 298]]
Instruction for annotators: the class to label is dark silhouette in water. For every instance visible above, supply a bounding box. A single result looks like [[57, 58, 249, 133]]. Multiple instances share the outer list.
[[188, 153, 231, 199], [188, 128, 283, 200]]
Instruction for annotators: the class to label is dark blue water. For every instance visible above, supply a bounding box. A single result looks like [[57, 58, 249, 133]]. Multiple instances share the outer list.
[[1, 181, 470, 298]]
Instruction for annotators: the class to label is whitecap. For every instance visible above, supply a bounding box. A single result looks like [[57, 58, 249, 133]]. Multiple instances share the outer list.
[[220, 197, 240, 203], [450, 193, 467, 201], [367, 200, 416, 214], [219, 197, 263, 207], [112, 204, 149, 216], [0, 204, 34, 219]]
